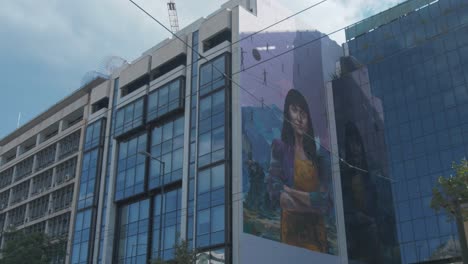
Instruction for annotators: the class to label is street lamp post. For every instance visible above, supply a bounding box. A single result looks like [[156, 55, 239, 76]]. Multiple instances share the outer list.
[[138, 151, 165, 260]]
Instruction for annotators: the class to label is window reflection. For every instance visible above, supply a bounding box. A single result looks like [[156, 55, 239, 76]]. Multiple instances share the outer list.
[[196, 164, 225, 248], [115, 134, 146, 201], [152, 189, 182, 261], [149, 117, 184, 189], [117, 200, 149, 264]]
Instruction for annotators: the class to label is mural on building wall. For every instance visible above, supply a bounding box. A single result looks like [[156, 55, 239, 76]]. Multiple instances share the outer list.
[[240, 30, 339, 255]]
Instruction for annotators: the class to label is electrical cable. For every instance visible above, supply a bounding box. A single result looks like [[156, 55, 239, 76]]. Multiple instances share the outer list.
[[4, 0, 455, 255], [128, 0, 372, 176]]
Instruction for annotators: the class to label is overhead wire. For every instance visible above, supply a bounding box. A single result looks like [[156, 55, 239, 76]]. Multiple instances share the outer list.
[[87, 0, 331, 117], [127, 0, 373, 176], [5, 2, 460, 262], [125, 0, 463, 182], [7, 0, 454, 251]]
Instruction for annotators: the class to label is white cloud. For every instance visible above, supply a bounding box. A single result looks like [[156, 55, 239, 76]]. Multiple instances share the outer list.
[[0, 0, 226, 71], [0, 0, 402, 71], [0, 0, 405, 138]]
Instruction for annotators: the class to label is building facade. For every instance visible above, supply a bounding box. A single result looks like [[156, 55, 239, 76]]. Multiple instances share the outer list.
[[0, 77, 109, 263], [345, 0, 468, 263], [94, 0, 399, 263], [2, 0, 466, 264]]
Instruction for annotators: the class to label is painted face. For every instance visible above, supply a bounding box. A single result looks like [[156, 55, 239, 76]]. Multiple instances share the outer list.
[[288, 104, 308, 136]]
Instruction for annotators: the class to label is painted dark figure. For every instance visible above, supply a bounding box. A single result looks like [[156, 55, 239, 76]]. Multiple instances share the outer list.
[[342, 122, 381, 263], [245, 160, 268, 213]]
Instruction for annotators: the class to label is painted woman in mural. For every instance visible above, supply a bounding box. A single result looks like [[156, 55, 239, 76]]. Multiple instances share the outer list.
[[267, 89, 330, 253]]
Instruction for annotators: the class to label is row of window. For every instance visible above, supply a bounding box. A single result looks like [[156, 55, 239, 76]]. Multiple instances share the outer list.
[[0, 184, 75, 231], [71, 118, 106, 264], [0, 158, 77, 208], [0, 212, 69, 241], [114, 53, 230, 263], [116, 189, 185, 263], [114, 78, 185, 138], [84, 119, 105, 151], [349, 1, 468, 60], [150, 117, 184, 189], [0, 132, 80, 190], [78, 149, 99, 209], [71, 209, 93, 264]]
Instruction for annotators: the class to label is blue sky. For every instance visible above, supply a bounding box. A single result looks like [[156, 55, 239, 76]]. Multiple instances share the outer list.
[[0, 0, 400, 139]]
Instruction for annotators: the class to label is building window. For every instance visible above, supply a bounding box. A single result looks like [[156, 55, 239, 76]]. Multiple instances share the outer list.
[[121, 75, 149, 97], [9, 204, 26, 227], [198, 89, 225, 168], [78, 149, 99, 209], [29, 196, 49, 220], [196, 164, 225, 248], [149, 117, 184, 189], [0, 167, 13, 189], [151, 54, 187, 81], [71, 209, 93, 264], [0, 213, 4, 232], [115, 133, 147, 201], [199, 55, 227, 96], [58, 131, 81, 160], [15, 156, 34, 181], [11, 180, 30, 205], [55, 158, 77, 185], [91, 97, 109, 114], [25, 221, 46, 234], [52, 185, 74, 212], [32, 169, 53, 195], [0, 191, 9, 210], [117, 199, 149, 264], [114, 98, 144, 137], [152, 188, 182, 261], [84, 119, 105, 151], [48, 212, 70, 238], [36, 144, 57, 170], [147, 79, 185, 123], [197, 248, 225, 263], [203, 29, 232, 52]]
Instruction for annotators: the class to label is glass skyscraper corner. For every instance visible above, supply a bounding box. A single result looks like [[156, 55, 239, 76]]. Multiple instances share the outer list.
[[345, 0, 468, 263]]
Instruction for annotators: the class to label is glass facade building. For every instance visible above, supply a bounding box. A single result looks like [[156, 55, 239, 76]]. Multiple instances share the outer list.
[[95, 35, 232, 262], [4, 1, 468, 264], [345, 0, 468, 262]]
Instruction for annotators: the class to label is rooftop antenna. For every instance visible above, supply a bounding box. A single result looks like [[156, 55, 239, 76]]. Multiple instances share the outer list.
[[167, 0, 180, 33], [16, 112, 21, 128]]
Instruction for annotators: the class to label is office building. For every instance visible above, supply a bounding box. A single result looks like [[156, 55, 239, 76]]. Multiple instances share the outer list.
[[4, 0, 467, 264], [0, 77, 109, 263], [344, 0, 468, 263], [93, 0, 400, 263]]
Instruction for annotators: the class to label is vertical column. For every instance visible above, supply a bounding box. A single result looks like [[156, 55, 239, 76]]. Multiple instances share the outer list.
[[32, 154, 37, 175], [180, 34, 195, 240], [15, 146, 20, 160], [35, 134, 41, 147], [58, 120, 65, 133], [325, 82, 348, 263], [65, 127, 85, 264], [7, 188, 13, 207], [28, 177, 34, 198], [230, 11, 242, 264], [24, 202, 30, 224], [101, 138, 118, 263]]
